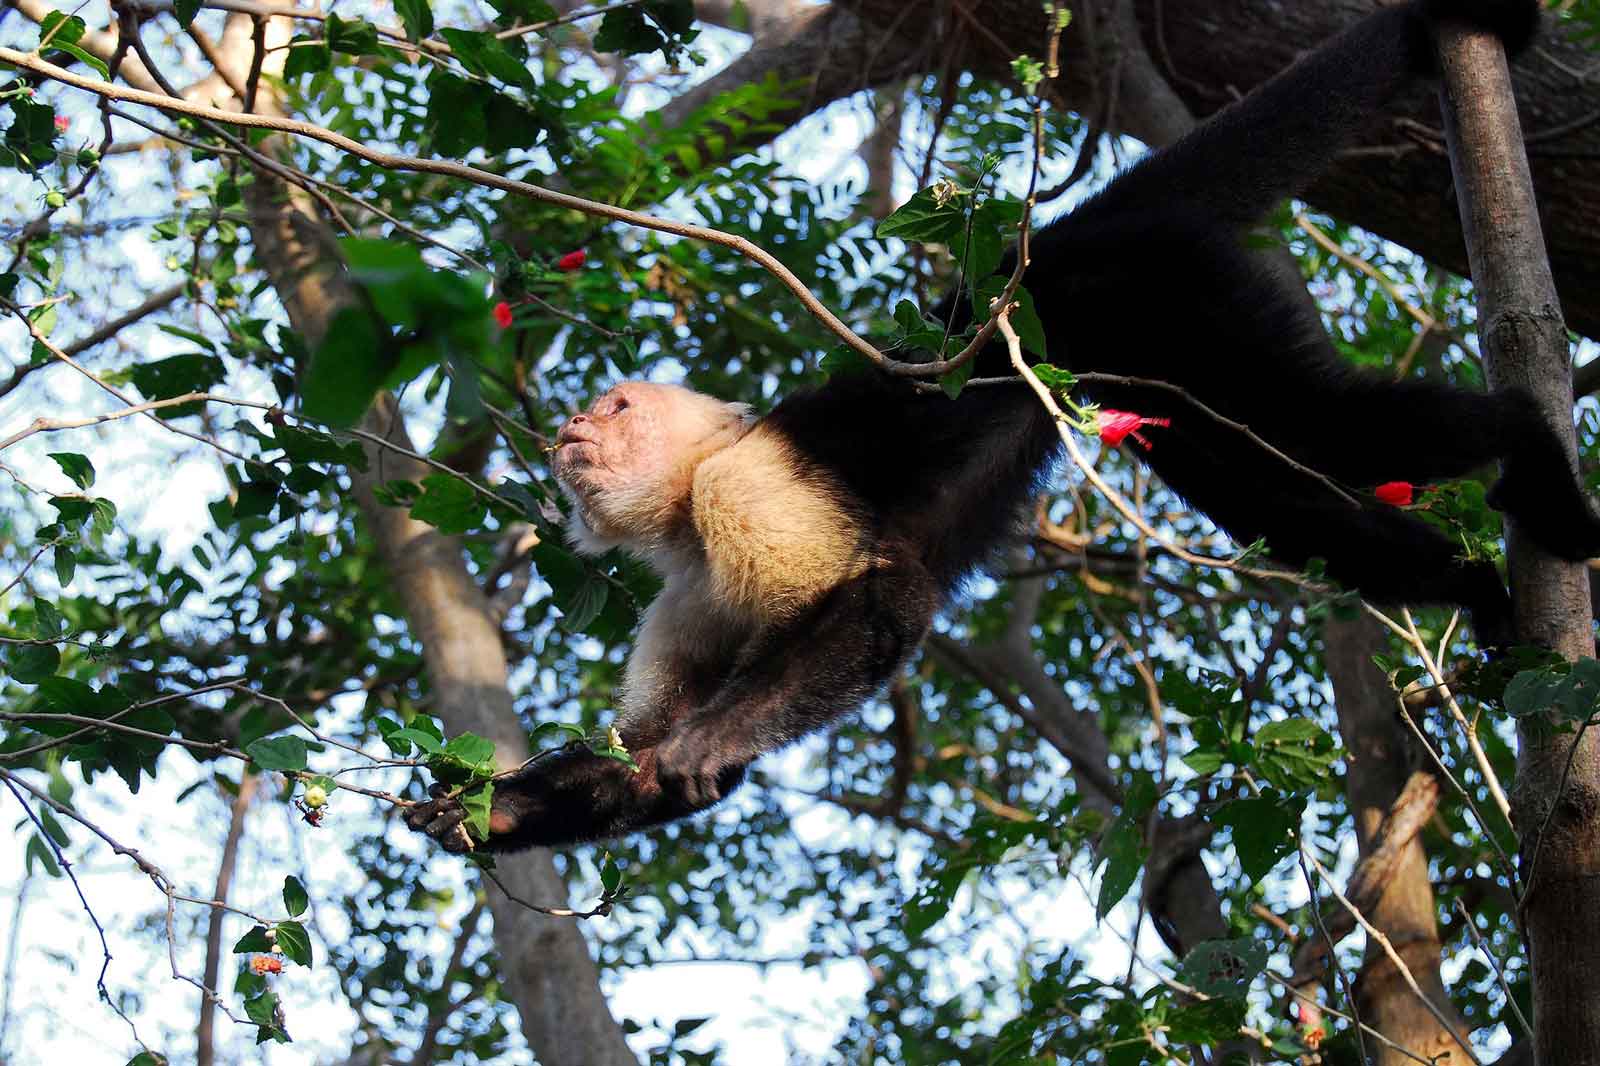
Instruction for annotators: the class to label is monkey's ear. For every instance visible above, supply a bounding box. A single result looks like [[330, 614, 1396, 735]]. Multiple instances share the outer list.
[[728, 402, 756, 427]]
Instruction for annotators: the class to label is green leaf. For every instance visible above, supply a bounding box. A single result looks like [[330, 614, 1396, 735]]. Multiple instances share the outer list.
[[393, 0, 434, 40], [952, 221, 1004, 283], [233, 480, 281, 521], [1093, 815, 1146, 919], [91, 497, 117, 535], [282, 875, 308, 918], [274, 919, 313, 967], [48, 452, 94, 489], [439, 29, 535, 88], [877, 188, 967, 244], [460, 782, 494, 841], [246, 735, 308, 772], [128, 353, 225, 416], [409, 474, 487, 534], [485, 0, 558, 23], [4, 641, 60, 684], [594, 0, 696, 59], [49, 496, 93, 526], [242, 986, 279, 1026], [272, 423, 368, 470], [232, 925, 274, 954], [1504, 658, 1600, 724], [531, 720, 588, 743], [1210, 793, 1303, 883], [389, 728, 443, 754], [53, 544, 76, 586], [173, 0, 202, 28], [600, 854, 624, 894], [301, 308, 383, 427], [1176, 937, 1270, 1000], [559, 575, 608, 632], [24, 834, 59, 877], [126, 1054, 169, 1066], [39, 13, 109, 77], [283, 37, 332, 79], [325, 13, 381, 55], [442, 733, 496, 767], [1165, 997, 1248, 1042]]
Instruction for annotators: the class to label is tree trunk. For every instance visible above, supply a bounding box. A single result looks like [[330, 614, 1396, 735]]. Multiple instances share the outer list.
[[223, 18, 638, 1065], [1435, 21, 1600, 1066], [1325, 616, 1470, 1066]]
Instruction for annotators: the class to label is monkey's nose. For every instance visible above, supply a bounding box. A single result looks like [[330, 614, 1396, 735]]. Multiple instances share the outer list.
[[556, 414, 590, 446]]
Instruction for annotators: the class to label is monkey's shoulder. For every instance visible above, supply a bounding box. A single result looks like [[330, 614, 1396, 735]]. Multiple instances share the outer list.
[[689, 422, 873, 621]]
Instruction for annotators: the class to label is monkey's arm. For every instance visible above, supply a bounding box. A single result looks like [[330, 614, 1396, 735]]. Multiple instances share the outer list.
[[406, 559, 940, 850], [1076, 0, 1537, 231]]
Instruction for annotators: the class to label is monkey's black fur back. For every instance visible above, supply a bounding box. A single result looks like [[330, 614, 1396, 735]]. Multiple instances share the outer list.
[[775, 0, 1592, 646]]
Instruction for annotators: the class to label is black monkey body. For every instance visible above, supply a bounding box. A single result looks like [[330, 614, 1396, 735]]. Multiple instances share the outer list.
[[408, 0, 1595, 851]]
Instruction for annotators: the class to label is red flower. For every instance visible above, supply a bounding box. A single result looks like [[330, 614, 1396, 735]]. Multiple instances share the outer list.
[[1096, 408, 1170, 450], [1374, 481, 1415, 506], [556, 249, 586, 272], [53, 114, 69, 132], [492, 300, 514, 328]]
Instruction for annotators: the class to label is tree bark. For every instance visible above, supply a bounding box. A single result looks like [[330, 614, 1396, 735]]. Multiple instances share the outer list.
[[1324, 616, 1470, 1066], [219, 18, 638, 1066], [1436, 22, 1600, 1066]]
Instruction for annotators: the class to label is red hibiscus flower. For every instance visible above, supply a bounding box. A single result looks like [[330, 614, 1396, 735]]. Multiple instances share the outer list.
[[556, 249, 586, 272], [53, 114, 70, 132], [1096, 408, 1171, 450], [1374, 481, 1415, 506], [492, 301, 514, 328]]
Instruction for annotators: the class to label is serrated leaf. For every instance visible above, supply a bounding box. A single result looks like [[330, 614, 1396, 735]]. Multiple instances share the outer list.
[[442, 733, 496, 767], [274, 919, 313, 966], [877, 188, 967, 243]]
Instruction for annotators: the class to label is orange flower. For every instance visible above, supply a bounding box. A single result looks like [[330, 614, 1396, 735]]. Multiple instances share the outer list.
[[1374, 481, 1415, 506], [556, 249, 586, 272], [1096, 408, 1170, 450], [492, 301, 514, 328]]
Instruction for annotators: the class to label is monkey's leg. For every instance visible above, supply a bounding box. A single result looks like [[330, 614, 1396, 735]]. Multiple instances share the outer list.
[[1273, 379, 1600, 562], [652, 560, 941, 809], [1263, 496, 1514, 646], [406, 560, 940, 849]]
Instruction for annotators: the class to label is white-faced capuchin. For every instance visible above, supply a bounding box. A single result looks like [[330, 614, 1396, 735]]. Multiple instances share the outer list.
[[407, 0, 1594, 851]]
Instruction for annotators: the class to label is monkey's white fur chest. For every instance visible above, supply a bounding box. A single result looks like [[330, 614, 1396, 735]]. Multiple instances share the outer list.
[[618, 424, 872, 722]]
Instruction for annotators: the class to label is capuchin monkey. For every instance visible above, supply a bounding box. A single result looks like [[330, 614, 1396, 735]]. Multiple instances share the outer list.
[[408, 0, 1595, 851]]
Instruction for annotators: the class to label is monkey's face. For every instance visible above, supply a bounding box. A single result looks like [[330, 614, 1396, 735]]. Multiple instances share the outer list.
[[553, 382, 749, 554]]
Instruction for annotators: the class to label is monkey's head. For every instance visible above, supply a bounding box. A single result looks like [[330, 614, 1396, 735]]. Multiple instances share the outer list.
[[553, 382, 751, 555]]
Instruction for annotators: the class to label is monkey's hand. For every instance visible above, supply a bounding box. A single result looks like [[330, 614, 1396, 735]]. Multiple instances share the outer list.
[[652, 725, 751, 810], [403, 784, 481, 853]]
